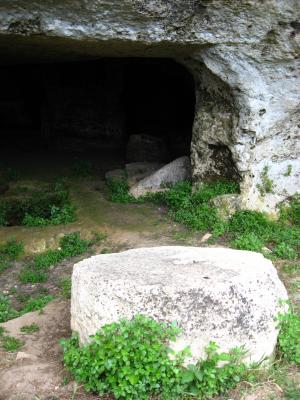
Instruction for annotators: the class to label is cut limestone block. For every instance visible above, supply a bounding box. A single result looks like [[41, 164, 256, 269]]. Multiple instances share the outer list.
[[105, 168, 126, 182], [71, 246, 287, 364], [125, 162, 163, 186], [129, 156, 191, 197]]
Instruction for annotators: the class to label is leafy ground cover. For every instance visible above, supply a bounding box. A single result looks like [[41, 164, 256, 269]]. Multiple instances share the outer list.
[[0, 231, 106, 323], [0, 181, 75, 227], [19, 231, 95, 284], [108, 179, 300, 260], [61, 310, 300, 400], [61, 315, 255, 400]]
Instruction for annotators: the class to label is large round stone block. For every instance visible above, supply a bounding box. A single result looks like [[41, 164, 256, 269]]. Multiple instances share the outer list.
[[71, 247, 288, 364]]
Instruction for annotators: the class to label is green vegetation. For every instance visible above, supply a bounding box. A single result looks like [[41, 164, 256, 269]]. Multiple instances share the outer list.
[[232, 232, 265, 252], [61, 315, 184, 399], [146, 181, 238, 234], [107, 179, 300, 259], [61, 315, 252, 400], [256, 165, 275, 196], [1, 334, 23, 352], [181, 342, 253, 398], [107, 177, 136, 203], [284, 381, 300, 400], [156, 184, 300, 258], [19, 268, 48, 284], [0, 292, 54, 323], [283, 165, 292, 177], [280, 195, 300, 226], [0, 293, 19, 322], [0, 238, 24, 260], [0, 182, 75, 227], [58, 277, 72, 299], [228, 210, 300, 258], [0, 231, 105, 323], [19, 232, 94, 284], [0, 321, 23, 354], [20, 323, 40, 334], [21, 294, 54, 313], [281, 263, 300, 276], [60, 310, 300, 399], [0, 260, 10, 274], [0, 238, 24, 275], [277, 304, 300, 364]]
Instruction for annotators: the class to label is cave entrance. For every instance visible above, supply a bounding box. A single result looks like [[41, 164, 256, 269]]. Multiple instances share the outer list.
[[0, 58, 195, 173]]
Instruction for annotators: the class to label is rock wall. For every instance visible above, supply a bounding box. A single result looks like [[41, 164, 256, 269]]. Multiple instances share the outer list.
[[0, 0, 299, 211]]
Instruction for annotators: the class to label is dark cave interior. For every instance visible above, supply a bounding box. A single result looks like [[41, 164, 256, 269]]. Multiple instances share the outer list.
[[0, 58, 195, 163]]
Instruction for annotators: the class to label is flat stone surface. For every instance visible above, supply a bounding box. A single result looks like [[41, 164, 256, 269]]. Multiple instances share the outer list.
[[71, 246, 288, 364], [125, 162, 163, 186], [129, 156, 191, 197]]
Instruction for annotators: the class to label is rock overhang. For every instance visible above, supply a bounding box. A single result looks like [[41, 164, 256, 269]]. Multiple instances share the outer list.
[[0, 0, 299, 212]]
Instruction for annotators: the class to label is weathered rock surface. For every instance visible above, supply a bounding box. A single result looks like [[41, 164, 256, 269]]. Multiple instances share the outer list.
[[71, 246, 288, 364], [211, 193, 242, 220], [105, 168, 126, 182], [126, 134, 169, 163], [125, 162, 163, 186], [129, 156, 191, 197], [0, 1, 299, 211]]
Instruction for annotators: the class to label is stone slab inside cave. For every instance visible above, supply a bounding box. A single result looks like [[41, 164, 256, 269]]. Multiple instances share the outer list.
[[0, 58, 195, 169]]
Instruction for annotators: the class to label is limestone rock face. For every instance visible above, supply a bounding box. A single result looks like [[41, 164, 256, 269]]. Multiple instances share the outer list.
[[71, 246, 288, 364], [129, 156, 191, 197], [0, 1, 299, 211]]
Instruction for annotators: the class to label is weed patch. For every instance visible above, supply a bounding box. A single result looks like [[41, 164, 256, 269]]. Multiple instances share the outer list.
[[19, 267, 48, 284], [181, 342, 254, 398], [145, 181, 239, 232], [20, 323, 39, 334], [0, 238, 24, 275], [0, 293, 19, 322], [107, 179, 300, 259], [61, 315, 252, 400], [58, 277, 72, 299], [20, 294, 54, 313], [0, 238, 24, 260], [0, 292, 54, 322], [232, 232, 264, 252], [281, 263, 300, 276], [277, 304, 300, 364], [1, 335, 23, 352], [256, 165, 275, 196], [107, 178, 137, 203], [61, 315, 184, 399], [228, 210, 300, 258], [18, 232, 96, 284], [0, 182, 75, 227], [280, 195, 300, 226]]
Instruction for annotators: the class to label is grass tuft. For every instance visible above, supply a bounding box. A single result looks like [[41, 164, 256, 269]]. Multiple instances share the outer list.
[[20, 323, 40, 334]]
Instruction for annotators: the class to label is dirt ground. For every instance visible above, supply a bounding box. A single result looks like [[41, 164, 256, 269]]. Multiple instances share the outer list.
[[0, 152, 299, 400]]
